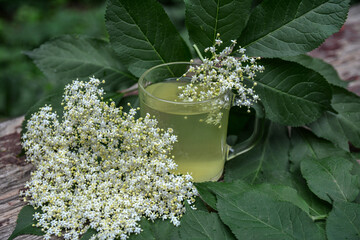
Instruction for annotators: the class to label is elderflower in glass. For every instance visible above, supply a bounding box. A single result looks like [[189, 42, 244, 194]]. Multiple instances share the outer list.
[[179, 33, 264, 111], [138, 37, 264, 182]]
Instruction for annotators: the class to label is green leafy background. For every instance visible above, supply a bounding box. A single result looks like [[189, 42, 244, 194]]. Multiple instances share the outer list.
[[9, 0, 360, 239]]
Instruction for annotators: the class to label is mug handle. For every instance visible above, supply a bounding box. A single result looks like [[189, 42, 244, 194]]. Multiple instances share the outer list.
[[226, 102, 265, 161]]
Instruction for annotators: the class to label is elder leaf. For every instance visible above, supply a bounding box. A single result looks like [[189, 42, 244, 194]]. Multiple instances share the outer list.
[[217, 191, 325, 240], [8, 205, 44, 240], [289, 128, 353, 172], [185, 0, 252, 55], [26, 35, 136, 92], [224, 121, 290, 183], [238, 0, 350, 57], [301, 156, 360, 203], [326, 201, 360, 240], [195, 180, 251, 210], [253, 183, 310, 215], [281, 54, 347, 88], [80, 228, 97, 240], [129, 218, 179, 240], [106, 0, 191, 77], [178, 205, 235, 240], [254, 59, 331, 126], [309, 87, 360, 151]]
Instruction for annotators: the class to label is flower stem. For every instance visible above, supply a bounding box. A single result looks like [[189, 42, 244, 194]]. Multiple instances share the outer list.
[[193, 44, 205, 62], [311, 214, 328, 221]]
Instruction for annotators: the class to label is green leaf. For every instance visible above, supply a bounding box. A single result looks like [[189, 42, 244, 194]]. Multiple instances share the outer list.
[[280, 171, 332, 220], [178, 205, 236, 240], [129, 218, 180, 240], [105, 0, 191, 77], [26, 35, 136, 91], [185, 0, 252, 54], [195, 180, 251, 210], [80, 228, 97, 240], [309, 87, 360, 150], [211, 180, 311, 217], [288, 128, 354, 217], [289, 128, 353, 172], [254, 59, 331, 126], [206, 180, 251, 197], [8, 205, 44, 240], [281, 54, 347, 88], [202, 180, 311, 217], [193, 198, 210, 212], [194, 183, 218, 210], [224, 121, 290, 183], [301, 156, 360, 203], [326, 201, 360, 240], [238, 0, 350, 57], [254, 183, 310, 215], [217, 191, 325, 240]]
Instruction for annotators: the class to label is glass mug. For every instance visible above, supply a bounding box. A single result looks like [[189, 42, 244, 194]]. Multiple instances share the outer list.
[[138, 62, 263, 182]]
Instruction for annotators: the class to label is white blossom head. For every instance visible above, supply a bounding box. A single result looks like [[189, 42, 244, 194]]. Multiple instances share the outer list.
[[179, 33, 264, 112], [21, 77, 197, 240]]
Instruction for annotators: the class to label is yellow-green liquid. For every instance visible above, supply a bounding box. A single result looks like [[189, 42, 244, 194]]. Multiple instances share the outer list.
[[140, 81, 230, 182]]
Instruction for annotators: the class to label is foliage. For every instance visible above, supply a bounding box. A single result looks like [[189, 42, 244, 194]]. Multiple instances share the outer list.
[[10, 0, 360, 239], [7, 205, 43, 240], [0, 1, 106, 119]]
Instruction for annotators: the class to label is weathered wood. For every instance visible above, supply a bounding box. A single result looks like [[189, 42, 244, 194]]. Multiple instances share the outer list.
[[0, 117, 42, 239], [1, 4, 360, 240]]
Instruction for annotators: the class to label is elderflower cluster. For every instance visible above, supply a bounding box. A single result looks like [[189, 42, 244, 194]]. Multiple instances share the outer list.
[[179, 34, 264, 112], [21, 77, 197, 240]]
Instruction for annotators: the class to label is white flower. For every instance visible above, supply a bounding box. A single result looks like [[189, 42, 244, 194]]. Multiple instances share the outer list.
[[179, 35, 264, 123], [179, 34, 264, 110], [215, 39, 223, 45], [21, 77, 198, 240]]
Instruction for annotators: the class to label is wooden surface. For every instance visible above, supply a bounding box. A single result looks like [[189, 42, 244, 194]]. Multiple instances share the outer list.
[[0, 117, 41, 240], [1, 4, 360, 240]]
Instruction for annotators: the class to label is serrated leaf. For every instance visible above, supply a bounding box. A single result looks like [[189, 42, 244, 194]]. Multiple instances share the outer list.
[[217, 191, 325, 240], [8, 205, 44, 240], [194, 183, 218, 210], [301, 156, 360, 203], [129, 218, 179, 240], [178, 205, 235, 240], [309, 87, 360, 150], [185, 0, 252, 54], [281, 54, 347, 88], [106, 0, 191, 77], [288, 128, 354, 217], [193, 197, 210, 212], [238, 0, 350, 57], [277, 171, 332, 220], [224, 121, 290, 183], [203, 180, 310, 216], [254, 183, 310, 215], [326, 201, 360, 240], [80, 228, 97, 240], [195, 180, 251, 210], [26, 35, 136, 91], [289, 127, 353, 172], [254, 59, 331, 126]]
